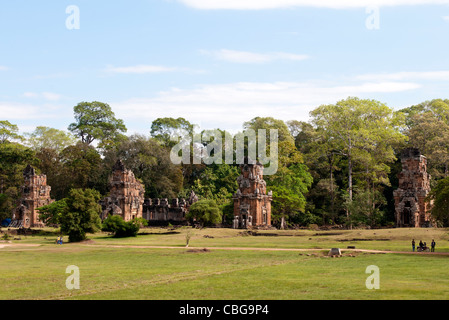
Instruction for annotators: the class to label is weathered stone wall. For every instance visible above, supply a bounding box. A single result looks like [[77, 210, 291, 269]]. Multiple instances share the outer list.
[[101, 160, 145, 222], [393, 148, 433, 227], [11, 165, 54, 228], [142, 191, 198, 225], [232, 159, 272, 229]]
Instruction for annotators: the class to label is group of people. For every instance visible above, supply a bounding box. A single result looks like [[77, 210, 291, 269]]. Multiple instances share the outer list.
[[412, 239, 436, 252], [56, 235, 63, 245]]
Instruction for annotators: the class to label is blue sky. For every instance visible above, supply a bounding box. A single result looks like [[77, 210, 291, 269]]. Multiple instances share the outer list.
[[1, 0, 449, 135]]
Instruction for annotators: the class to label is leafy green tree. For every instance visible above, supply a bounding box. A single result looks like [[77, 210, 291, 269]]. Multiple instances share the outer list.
[[59, 188, 102, 242], [0, 121, 23, 144], [190, 163, 239, 204], [68, 101, 127, 149], [270, 163, 313, 229], [37, 199, 68, 225], [400, 99, 449, 179], [290, 120, 343, 222], [342, 188, 386, 228], [0, 142, 36, 217], [243, 117, 313, 227], [310, 97, 406, 224], [427, 177, 449, 227], [102, 134, 183, 198], [186, 199, 222, 227], [150, 117, 195, 148], [25, 126, 76, 153], [56, 142, 103, 198]]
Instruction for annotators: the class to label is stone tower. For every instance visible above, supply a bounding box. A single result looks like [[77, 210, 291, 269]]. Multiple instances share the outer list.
[[393, 148, 432, 227], [11, 165, 54, 228], [232, 159, 272, 229], [101, 160, 145, 222]]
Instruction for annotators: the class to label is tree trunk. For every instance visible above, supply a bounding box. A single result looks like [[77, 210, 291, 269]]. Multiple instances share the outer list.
[[329, 153, 335, 223], [280, 215, 285, 230], [348, 144, 353, 230]]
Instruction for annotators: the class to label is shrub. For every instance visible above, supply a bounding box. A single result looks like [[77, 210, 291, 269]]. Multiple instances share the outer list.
[[102, 215, 147, 238], [186, 199, 222, 227]]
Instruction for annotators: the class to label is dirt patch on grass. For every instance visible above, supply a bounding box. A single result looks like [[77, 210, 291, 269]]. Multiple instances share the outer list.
[[184, 248, 210, 253], [138, 231, 180, 236], [337, 238, 390, 242], [77, 239, 96, 244], [239, 231, 308, 237]]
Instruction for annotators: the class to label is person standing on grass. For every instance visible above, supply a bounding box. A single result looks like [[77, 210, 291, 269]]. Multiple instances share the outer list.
[[431, 239, 436, 252], [412, 239, 415, 252]]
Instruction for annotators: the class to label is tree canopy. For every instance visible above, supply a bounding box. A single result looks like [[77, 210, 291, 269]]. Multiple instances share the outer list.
[[68, 101, 127, 149]]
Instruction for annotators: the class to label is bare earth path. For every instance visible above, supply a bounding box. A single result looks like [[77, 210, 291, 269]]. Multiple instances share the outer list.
[[78, 244, 449, 256], [1, 242, 448, 256]]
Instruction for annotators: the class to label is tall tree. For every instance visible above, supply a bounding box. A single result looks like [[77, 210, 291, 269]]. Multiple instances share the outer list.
[[56, 142, 103, 199], [310, 97, 406, 224], [400, 99, 449, 179], [68, 101, 127, 149], [243, 117, 312, 228], [150, 117, 195, 149], [25, 126, 76, 153], [427, 177, 449, 227], [58, 188, 102, 242], [0, 141, 36, 219], [0, 120, 23, 144]]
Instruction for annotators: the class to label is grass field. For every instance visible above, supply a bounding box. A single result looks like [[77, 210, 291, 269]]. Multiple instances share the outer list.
[[1, 226, 449, 300]]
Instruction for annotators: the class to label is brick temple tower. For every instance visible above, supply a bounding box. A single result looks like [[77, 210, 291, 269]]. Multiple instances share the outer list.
[[101, 160, 145, 222], [11, 165, 54, 228], [232, 159, 272, 229], [393, 148, 433, 227]]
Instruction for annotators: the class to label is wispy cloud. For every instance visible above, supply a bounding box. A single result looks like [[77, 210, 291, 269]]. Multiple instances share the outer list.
[[105, 65, 179, 74], [24, 92, 63, 101], [0, 102, 47, 120], [443, 16, 449, 21], [0, 66, 8, 71], [356, 70, 449, 81], [177, 0, 449, 10], [200, 49, 309, 64], [111, 80, 419, 132], [104, 64, 206, 75]]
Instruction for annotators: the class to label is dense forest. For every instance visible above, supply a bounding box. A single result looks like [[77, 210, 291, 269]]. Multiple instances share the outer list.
[[2, 97, 449, 229]]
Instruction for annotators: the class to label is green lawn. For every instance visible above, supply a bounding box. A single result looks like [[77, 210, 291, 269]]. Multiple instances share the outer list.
[[1, 227, 449, 300]]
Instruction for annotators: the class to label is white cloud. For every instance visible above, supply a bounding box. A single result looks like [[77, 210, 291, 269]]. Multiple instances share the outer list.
[[0, 66, 8, 71], [111, 80, 419, 133], [105, 65, 179, 74], [0, 102, 43, 120], [443, 16, 449, 21], [42, 92, 63, 101], [177, 0, 449, 10], [356, 70, 449, 81], [23, 92, 62, 101], [200, 49, 309, 64], [104, 64, 207, 75]]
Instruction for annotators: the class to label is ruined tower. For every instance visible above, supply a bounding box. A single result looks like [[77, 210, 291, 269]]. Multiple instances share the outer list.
[[232, 159, 272, 229], [101, 160, 145, 222], [11, 165, 54, 228], [393, 148, 433, 227]]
